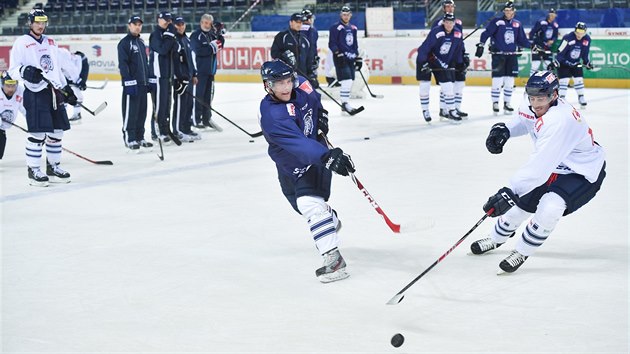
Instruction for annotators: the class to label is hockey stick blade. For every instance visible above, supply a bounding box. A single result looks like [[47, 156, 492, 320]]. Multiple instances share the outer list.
[[86, 78, 108, 90], [346, 106, 365, 116], [80, 101, 107, 116], [167, 130, 182, 146], [386, 294, 405, 305], [358, 70, 384, 99]]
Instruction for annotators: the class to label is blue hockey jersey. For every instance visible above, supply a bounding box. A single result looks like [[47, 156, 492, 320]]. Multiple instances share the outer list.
[[260, 79, 328, 180], [328, 21, 358, 59], [416, 25, 464, 68], [528, 17, 559, 49], [556, 32, 591, 66], [479, 17, 531, 53]]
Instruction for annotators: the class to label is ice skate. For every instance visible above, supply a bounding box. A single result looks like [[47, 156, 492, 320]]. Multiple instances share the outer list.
[[498, 250, 529, 274], [68, 112, 82, 124], [28, 166, 49, 187], [187, 131, 202, 141], [139, 140, 153, 150], [492, 102, 500, 115], [316, 248, 349, 283], [455, 108, 468, 119], [46, 160, 71, 183], [422, 110, 432, 123], [178, 132, 196, 143], [503, 102, 514, 114], [439, 108, 449, 120], [341, 102, 355, 116], [126, 141, 140, 153], [204, 119, 223, 132], [578, 95, 587, 109], [469, 237, 504, 255], [447, 109, 462, 123]]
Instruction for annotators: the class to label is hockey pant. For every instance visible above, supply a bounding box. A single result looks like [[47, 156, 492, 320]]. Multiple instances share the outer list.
[[122, 85, 148, 144]]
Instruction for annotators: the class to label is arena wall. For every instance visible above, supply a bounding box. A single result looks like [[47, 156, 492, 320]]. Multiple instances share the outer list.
[[0, 28, 628, 88]]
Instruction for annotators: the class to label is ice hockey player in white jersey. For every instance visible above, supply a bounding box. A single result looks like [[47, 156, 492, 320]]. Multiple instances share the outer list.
[[0, 71, 26, 159], [58, 48, 89, 123], [8, 9, 78, 186], [469, 71, 606, 273]]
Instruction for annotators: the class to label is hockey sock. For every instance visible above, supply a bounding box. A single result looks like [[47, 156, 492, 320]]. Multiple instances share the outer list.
[[73, 104, 81, 116], [297, 196, 339, 256], [440, 82, 455, 111], [530, 60, 542, 76], [559, 78, 570, 98], [45, 130, 64, 165], [419, 81, 430, 111], [503, 76, 514, 104], [340, 79, 352, 104], [439, 91, 446, 110], [454, 81, 465, 109], [25, 133, 46, 168], [491, 77, 502, 103], [490, 206, 530, 244], [573, 76, 585, 97], [515, 193, 565, 257]]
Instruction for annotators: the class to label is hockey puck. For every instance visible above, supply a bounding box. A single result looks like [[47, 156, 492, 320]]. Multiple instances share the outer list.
[[364, 137, 370, 140], [249, 140, 255, 143], [391, 333, 404, 348]]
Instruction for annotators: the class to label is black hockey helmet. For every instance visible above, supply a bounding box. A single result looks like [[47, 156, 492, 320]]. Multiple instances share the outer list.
[[341, 5, 351, 13], [443, 12, 456, 22], [548, 8, 556, 14], [1, 71, 17, 86], [575, 21, 587, 33], [503, 1, 515, 10], [261, 59, 298, 92], [28, 8, 48, 24], [442, 0, 455, 7], [302, 9, 313, 20], [525, 71, 559, 98]]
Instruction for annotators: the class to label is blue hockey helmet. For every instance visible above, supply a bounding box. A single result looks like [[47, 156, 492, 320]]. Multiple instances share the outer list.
[[526, 71, 559, 98], [28, 8, 48, 24], [575, 22, 587, 33], [260, 59, 298, 92], [1, 71, 17, 86], [443, 12, 456, 22]]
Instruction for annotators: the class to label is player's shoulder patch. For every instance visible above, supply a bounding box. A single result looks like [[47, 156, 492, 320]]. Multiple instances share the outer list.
[[582, 39, 589, 46], [496, 19, 505, 26], [435, 31, 445, 39], [513, 21, 520, 28], [568, 40, 576, 45], [541, 20, 548, 25], [47, 37, 55, 46], [553, 22, 559, 28], [454, 31, 462, 38], [535, 117, 544, 132], [298, 80, 313, 94], [286, 103, 296, 116], [456, 19, 462, 25], [351, 25, 357, 30], [336, 24, 344, 31]]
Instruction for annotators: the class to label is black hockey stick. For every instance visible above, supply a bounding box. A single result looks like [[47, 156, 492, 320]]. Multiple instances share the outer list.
[[295, 68, 365, 116], [7, 121, 113, 165], [42, 77, 108, 117], [227, 0, 261, 32], [185, 91, 263, 138], [86, 78, 108, 90], [150, 100, 164, 160], [386, 211, 491, 305], [358, 70, 384, 99]]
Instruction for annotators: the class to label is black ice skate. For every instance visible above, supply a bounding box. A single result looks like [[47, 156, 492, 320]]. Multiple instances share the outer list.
[[498, 250, 529, 274], [492, 102, 500, 115], [68, 112, 82, 124], [578, 95, 587, 109], [28, 166, 49, 187], [455, 108, 468, 118], [503, 102, 514, 115], [46, 160, 71, 183], [439, 108, 449, 119], [316, 248, 349, 283], [204, 118, 223, 132], [422, 110, 432, 123], [448, 109, 462, 122], [139, 140, 154, 150], [470, 237, 503, 255]]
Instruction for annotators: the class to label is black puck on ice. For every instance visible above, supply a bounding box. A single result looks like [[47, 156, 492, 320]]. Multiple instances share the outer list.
[[249, 139, 255, 143], [364, 136, 370, 140], [391, 333, 404, 348]]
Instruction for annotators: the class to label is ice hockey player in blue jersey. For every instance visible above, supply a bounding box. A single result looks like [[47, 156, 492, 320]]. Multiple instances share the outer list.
[[328, 5, 361, 114], [470, 71, 606, 273], [259, 59, 356, 283], [300, 9, 320, 88], [551, 22, 593, 108], [528, 8, 558, 76], [476, 1, 532, 115], [416, 12, 464, 123]]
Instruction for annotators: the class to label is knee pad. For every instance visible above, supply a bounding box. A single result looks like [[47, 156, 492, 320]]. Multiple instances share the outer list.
[[27, 133, 46, 144], [46, 130, 63, 143], [533, 192, 566, 228]]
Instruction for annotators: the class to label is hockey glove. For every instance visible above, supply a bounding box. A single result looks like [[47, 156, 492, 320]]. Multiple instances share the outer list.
[[547, 59, 559, 71], [463, 52, 470, 69], [282, 50, 296, 67], [483, 187, 518, 217], [475, 43, 485, 58], [317, 108, 329, 136], [310, 56, 320, 72], [486, 123, 510, 154], [584, 62, 594, 70], [419, 62, 431, 73], [76, 78, 87, 91], [354, 57, 363, 71], [61, 85, 78, 106], [214, 21, 226, 35], [21, 65, 44, 84], [309, 77, 320, 89], [174, 79, 189, 95], [323, 147, 355, 176]]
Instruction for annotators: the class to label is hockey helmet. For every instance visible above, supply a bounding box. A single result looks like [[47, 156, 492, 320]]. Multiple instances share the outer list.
[[548, 8, 556, 14], [302, 9, 313, 20], [525, 71, 559, 98], [28, 8, 48, 24], [1, 71, 18, 86], [442, 0, 455, 8], [503, 1, 515, 10], [575, 22, 587, 34], [261, 59, 298, 92], [443, 12, 456, 22], [340, 5, 351, 13]]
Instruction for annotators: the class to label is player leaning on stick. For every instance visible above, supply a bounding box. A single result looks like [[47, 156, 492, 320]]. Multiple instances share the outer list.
[[470, 71, 606, 273], [9, 8, 77, 186], [475, 1, 532, 115], [0, 71, 26, 160], [258, 59, 355, 283]]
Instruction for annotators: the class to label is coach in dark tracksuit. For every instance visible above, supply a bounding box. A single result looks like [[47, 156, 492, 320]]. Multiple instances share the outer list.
[[117, 15, 151, 149], [172, 16, 197, 139], [190, 13, 223, 129], [271, 13, 311, 76], [149, 11, 179, 142]]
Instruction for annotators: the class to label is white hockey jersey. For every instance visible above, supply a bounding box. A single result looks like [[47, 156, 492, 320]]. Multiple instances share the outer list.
[[58, 47, 82, 83], [8, 34, 68, 92], [0, 84, 26, 131], [506, 97, 606, 196]]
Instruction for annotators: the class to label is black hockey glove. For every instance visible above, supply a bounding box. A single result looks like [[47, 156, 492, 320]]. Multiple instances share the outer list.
[[21, 65, 44, 84], [486, 123, 510, 154], [76, 78, 87, 91], [62, 85, 78, 105], [323, 147, 355, 176], [584, 62, 594, 70], [419, 62, 431, 73], [317, 108, 329, 136], [282, 50, 296, 67], [310, 56, 320, 72], [475, 43, 485, 58], [483, 187, 518, 217], [309, 77, 320, 89], [174, 79, 189, 95], [463, 52, 470, 69], [547, 59, 559, 71], [354, 57, 363, 71]]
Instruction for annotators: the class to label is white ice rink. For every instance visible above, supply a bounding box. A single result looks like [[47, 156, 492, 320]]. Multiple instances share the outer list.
[[1, 81, 628, 353]]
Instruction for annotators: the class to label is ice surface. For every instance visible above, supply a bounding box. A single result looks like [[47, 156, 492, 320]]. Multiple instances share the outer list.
[[1, 81, 628, 353]]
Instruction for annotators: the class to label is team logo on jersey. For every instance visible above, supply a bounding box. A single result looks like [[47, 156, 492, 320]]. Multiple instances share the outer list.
[[303, 108, 313, 136], [40, 54, 53, 73], [299, 80, 313, 94], [0, 110, 15, 124], [439, 41, 452, 55], [545, 28, 554, 39], [286, 103, 296, 116], [535, 117, 544, 132], [570, 48, 581, 59], [345, 32, 354, 46], [504, 30, 515, 44]]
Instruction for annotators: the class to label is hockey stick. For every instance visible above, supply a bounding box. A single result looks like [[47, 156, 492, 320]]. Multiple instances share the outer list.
[[323, 135, 401, 233], [358, 70, 384, 99], [227, 0, 261, 32], [294, 68, 365, 116], [42, 77, 108, 117], [386, 211, 491, 305], [86, 78, 108, 90], [185, 91, 263, 138], [150, 100, 164, 160], [7, 121, 114, 165]]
